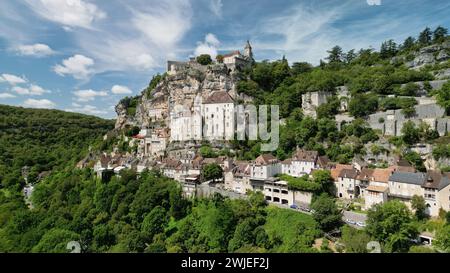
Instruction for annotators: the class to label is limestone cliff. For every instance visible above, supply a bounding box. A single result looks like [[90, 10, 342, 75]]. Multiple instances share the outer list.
[[115, 62, 249, 130]]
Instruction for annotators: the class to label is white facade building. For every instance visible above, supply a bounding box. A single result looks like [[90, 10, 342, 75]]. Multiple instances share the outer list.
[[250, 154, 281, 180], [281, 149, 319, 177], [203, 91, 235, 140]]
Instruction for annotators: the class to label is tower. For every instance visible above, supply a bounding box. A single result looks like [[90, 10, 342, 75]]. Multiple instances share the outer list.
[[244, 40, 253, 60]]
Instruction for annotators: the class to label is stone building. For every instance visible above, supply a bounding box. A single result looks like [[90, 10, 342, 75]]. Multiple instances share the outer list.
[[281, 149, 322, 177], [301, 91, 332, 118], [222, 40, 254, 71], [203, 91, 235, 140]]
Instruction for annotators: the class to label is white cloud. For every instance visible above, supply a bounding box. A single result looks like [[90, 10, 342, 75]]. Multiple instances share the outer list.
[[73, 89, 108, 102], [23, 98, 56, 109], [0, 93, 16, 99], [15, 43, 55, 57], [54, 54, 95, 80], [73, 0, 192, 73], [67, 104, 107, 116], [12, 86, 30, 95], [0, 74, 27, 85], [131, 1, 191, 48], [11, 84, 48, 96], [194, 33, 221, 58], [24, 0, 106, 29], [209, 0, 223, 17], [367, 0, 382, 6], [111, 85, 132, 95], [29, 84, 48, 95]]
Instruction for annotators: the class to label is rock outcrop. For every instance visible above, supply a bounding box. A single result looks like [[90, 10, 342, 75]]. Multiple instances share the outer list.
[[403, 41, 450, 69], [115, 63, 247, 130]]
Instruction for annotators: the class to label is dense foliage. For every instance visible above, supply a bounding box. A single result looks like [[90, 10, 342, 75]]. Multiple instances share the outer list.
[[0, 105, 114, 190]]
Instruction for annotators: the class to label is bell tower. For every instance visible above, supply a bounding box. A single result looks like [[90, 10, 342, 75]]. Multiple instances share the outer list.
[[244, 40, 253, 60]]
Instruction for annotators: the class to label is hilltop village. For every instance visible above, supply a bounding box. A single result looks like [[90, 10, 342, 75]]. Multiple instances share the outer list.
[[80, 33, 450, 220]]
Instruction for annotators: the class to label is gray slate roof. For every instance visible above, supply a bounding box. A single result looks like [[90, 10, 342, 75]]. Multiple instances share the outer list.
[[389, 172, 426, 186]]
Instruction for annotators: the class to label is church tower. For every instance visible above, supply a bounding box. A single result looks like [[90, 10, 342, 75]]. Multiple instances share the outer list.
[[244, 40, 253, 60]]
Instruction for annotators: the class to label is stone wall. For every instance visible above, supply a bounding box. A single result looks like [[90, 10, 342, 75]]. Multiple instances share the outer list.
[[367, 103, 449, 136]]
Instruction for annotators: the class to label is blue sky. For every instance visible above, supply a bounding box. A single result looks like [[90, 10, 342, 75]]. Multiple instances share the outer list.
[[0, 0, 449, 119]]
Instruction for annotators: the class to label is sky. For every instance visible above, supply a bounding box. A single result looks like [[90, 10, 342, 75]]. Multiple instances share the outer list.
[[0, 0, 449, 119]]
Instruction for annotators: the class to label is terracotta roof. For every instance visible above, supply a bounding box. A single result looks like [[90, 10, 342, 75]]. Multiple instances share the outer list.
[[223, 50, 241, 58], [292, 149, 318, 162], [281, 159, 292, 165], [357, 167, 395, 183], [366, 185, 388, 193], [331, 164, 353, 181], [233, 162, 251, 177], [254, 154, 278, 166], [204, 91, 234, 104], [163, 159, 182, 169], [339, 168, 359, 179]]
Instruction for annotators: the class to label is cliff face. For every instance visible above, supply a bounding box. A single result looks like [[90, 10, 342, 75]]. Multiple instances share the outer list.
[[115, 63, 246, 130]]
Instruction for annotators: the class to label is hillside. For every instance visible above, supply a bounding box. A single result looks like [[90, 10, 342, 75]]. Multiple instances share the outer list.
[[0, 104, 115, 190]]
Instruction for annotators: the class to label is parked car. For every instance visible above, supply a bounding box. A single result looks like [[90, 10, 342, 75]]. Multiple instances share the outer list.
[[346, 219, 356, 225], [290, 204, 299, 210], [356, 222, 366, 227]]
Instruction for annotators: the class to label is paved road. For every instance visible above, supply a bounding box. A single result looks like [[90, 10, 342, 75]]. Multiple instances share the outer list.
[[343, 211, 367, 229]]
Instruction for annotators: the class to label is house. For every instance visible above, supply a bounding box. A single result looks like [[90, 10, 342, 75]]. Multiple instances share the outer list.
[[336, 168, 359, 200], [225, 161, 252, 194], [281, 149, 320, 177], [421, 171, 450, 217], [144, 128, 169, 157], [388, 171, 450, 217], [161, 159, 182, 180], [222, 41, 254, 71], [388, 171, 427, 210], [358, 167, 395, 209], [250, 154, 281, 180], [93, 154, 114, 181], [203, 91, 235, 140]]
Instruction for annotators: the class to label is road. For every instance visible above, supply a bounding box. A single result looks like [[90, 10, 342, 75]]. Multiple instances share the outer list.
[[272, 203, 368, 228], [343, 210, 367, 229]]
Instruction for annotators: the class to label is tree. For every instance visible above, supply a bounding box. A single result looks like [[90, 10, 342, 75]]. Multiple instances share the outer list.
[[433, 26, 448, 43], [380, 39, 398, 59], [401, 36, 416, 51], [344, 49, 357, 64], [341, 225, 371, 253], [418, 27, 432, 45], [202, 163, 223, 182], [32, 229, 80, 253], [196, 54, 213, 65], [228, 218, 256, 252], [411, 195, 427, 220], [366, 201, 418, 253], [401, 121, 420, 145], [291, 62, 313, 75], [312, 170, 334, 195], [434, 225, 450, 252], [436, 81, 450, 115], [199, 145, 218, 158], [349, 93, 379, 117], [326, 45, 344, 64], [216, 54, 224, 63], [141, 206, 169, 240], [404, 151, 426, 172], [311, 194, 342, 232]]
